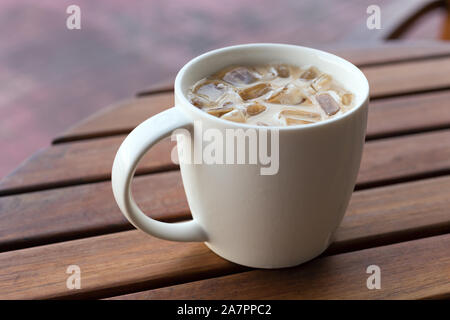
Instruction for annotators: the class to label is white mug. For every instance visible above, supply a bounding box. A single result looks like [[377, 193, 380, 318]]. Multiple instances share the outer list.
[[112, 43, 369, 268]]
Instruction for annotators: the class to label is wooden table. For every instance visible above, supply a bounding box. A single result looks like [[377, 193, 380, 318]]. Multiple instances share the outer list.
[[1, 42, 450, 300]]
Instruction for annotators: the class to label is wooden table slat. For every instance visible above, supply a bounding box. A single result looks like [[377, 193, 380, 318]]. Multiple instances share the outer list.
[[0, 171, 188, 251], [53, 95, 173, 143], [366, 90, 450, 139], [364, 57, 450, 98], [358, 129, 450, 188], [112, 233, 450, 300], [0, 229, 243, 300], [333, 42, 450, 67], [0, 136, 176, 195], [325, 41, 450, 67]]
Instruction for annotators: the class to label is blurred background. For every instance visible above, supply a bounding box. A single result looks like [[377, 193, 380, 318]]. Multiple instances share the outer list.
[[1, 0, 449, 178]]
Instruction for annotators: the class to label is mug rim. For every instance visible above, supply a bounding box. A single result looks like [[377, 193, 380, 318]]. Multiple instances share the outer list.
[[174, 43, 369, 131]]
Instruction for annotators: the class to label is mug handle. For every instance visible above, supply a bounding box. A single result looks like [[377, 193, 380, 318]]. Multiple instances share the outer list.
[[112, 107, 207, 242]]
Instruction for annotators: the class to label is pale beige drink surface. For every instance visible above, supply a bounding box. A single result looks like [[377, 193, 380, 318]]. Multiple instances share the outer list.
[[187, 64, 355, 126]]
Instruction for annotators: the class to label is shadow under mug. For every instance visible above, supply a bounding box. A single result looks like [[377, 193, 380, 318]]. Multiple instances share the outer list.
[[112, 43, 369, 268]]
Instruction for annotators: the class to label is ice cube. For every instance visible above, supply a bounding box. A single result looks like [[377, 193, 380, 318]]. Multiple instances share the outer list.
[[190, 96, 209, 108], [279, 109, 321, 121], [194, 81, 228, 102], [300, 67, 320, 80], [298, 85, 316, 105], [316, 93, 340, 115], [311, 74, 332, 91], [221, 109, 246, 123], [222, 67, 258, 86], [246, 103, 267, 116], [239, 83, 272, 100], [206, 105, 234, 117], [274, 64, 290, 78], [285, 118, 315, 126], [267, 84, 305, 105], [341, 93, 353, 106], [255, 65, 277, 81]]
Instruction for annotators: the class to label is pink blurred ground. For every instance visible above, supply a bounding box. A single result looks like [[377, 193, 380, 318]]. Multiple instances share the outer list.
[[0, 0, 446, 178]]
